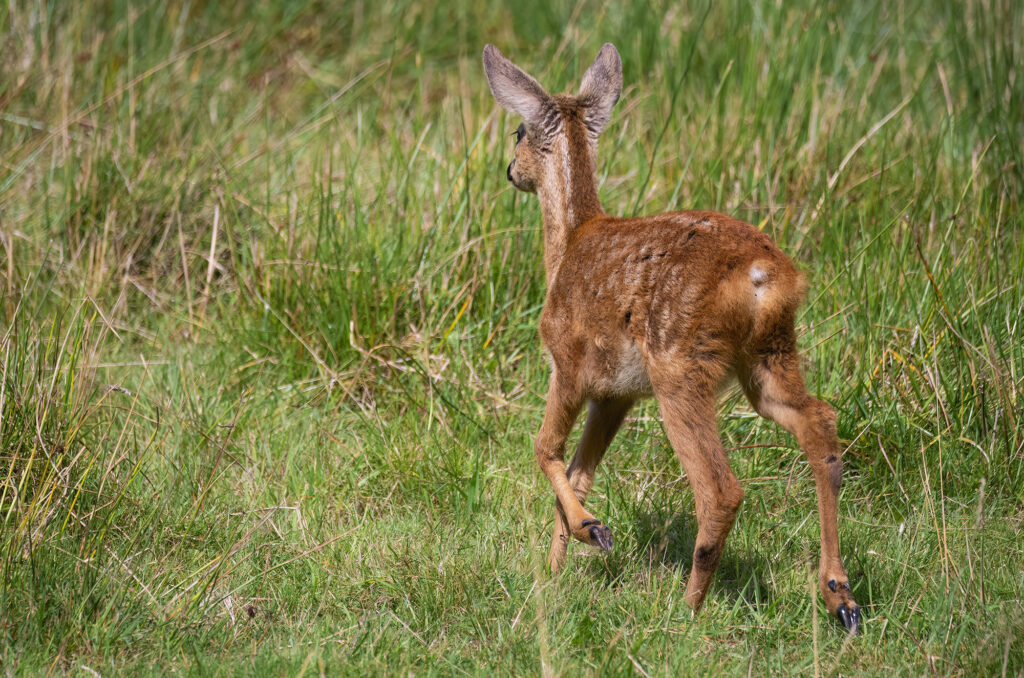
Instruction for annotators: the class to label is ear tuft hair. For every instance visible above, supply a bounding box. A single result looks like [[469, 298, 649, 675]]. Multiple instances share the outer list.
[[578, 43, 622, 135], [483, 45, 551, 125]]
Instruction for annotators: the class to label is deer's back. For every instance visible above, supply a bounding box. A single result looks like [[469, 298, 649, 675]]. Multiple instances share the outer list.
[[540, 211, 805, 397]]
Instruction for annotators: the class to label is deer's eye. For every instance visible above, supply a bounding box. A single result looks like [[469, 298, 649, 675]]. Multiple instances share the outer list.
[[514, 123, 525, 145]]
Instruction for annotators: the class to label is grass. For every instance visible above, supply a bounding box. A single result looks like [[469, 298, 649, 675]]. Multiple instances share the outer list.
[[1, 0, 1022, 674]]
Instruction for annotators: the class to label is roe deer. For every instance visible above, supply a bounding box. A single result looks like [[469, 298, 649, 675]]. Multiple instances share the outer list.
[[483, 42, 861, 633]]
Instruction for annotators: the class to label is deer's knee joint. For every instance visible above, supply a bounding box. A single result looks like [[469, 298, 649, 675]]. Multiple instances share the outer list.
[[534, 437, 562, 465], [693, 543, 722, 572], [814, 453, 843, 493], [826, 455, 842, 493]]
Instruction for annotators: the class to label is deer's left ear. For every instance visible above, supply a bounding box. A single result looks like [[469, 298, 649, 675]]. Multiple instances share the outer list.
[[578, 43, 622, 135]]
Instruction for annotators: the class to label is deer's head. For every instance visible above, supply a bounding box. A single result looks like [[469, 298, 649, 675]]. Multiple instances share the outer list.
[[483, 43, 622, 196]]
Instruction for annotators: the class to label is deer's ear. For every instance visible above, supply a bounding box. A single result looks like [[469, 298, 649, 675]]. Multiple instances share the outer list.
[[483, 45, 551, 125], [578, 43, 622, 135]]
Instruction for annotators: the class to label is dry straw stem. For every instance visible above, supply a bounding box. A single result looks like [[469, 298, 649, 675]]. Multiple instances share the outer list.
[[1, 0, 1022, 674]]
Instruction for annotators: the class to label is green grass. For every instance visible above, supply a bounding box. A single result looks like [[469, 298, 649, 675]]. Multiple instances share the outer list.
[[2, 0, 1023, 674]]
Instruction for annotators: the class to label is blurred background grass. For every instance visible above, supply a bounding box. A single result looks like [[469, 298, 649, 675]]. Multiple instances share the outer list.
[[1, 0, 1022, 674]]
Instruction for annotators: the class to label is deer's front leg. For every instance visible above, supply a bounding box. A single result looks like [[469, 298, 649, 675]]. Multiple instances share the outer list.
[[535, 376, 614, 554], [549, 397, 634, 571]]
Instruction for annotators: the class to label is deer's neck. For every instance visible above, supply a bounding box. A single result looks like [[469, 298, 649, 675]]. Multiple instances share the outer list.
[[536, 135, 604, 285]]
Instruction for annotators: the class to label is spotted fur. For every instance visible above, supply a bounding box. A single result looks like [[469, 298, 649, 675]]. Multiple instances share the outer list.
[[483, 42, 861, 632]]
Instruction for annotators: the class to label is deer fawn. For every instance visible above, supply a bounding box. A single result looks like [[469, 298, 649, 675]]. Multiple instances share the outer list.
[[483, 42, 861, 633]]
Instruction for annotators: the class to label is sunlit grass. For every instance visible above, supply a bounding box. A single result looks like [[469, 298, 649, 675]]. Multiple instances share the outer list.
[[1, 0, 1022, 674]]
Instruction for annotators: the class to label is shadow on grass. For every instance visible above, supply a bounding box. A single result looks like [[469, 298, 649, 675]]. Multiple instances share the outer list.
[[575, 506, 774, 610]]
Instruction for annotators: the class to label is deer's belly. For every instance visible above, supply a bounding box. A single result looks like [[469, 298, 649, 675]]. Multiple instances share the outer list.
[[590, 338, 653, 398]]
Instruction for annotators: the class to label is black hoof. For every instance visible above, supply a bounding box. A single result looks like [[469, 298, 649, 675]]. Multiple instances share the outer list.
[[586, 523, 613, 551], [836, 604, 861, 635]]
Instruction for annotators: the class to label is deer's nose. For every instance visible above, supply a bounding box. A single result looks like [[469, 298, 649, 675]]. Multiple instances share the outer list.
[[506, 161, 514, 182]]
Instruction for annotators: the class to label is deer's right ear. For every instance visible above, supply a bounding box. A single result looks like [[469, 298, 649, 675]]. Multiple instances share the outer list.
[[483, 45, 550, 125]]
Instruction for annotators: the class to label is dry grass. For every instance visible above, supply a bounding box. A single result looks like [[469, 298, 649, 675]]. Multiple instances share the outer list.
[[1, 0, 1022, 674]]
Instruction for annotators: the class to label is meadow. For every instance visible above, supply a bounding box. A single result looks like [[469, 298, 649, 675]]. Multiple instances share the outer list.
[[1, 0, 1022, 674]]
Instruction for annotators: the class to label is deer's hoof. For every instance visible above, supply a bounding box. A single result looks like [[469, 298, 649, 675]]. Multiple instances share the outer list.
[[581, 520, 613, 551], [836, 604, 861, 635]]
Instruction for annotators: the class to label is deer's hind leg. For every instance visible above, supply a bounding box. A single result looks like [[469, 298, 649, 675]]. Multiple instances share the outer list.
[[652, 376, 744, 612], [739, 335, 861, 633], [549, 397, 634, 571]]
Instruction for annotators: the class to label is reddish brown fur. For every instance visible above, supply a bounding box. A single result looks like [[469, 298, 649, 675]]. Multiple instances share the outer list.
[[483, 43, 861, 631]]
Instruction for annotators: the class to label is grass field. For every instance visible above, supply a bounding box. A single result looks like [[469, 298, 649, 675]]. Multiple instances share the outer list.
[[2, 0, 1023, 674]]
